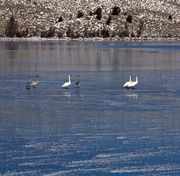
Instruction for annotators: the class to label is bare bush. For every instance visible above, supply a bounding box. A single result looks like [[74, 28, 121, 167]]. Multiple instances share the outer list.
[[5, 15, 18, 37], [111, 6, 121, 15], [56, 17, 63, 23], [106, 15, 111, 25], [168, 15, 172, 20], [101, 28, 110, 38], [137, 20, 144, 37], [126, 14, 133, 23], [77, 11, 84, 18], [16, 28, 28, 38], [41, 26, 55, 38], [94, 7, 102, 20]]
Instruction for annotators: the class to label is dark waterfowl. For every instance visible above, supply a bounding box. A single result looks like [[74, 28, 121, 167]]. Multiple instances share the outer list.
[[75, 75, 80, 88], [26, 80, 39, 89], [26, 81, 32, 89], [31, 80, 39, 88]]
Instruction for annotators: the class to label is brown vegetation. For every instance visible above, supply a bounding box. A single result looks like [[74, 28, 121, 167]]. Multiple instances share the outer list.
[[5, 15, 18, 37]]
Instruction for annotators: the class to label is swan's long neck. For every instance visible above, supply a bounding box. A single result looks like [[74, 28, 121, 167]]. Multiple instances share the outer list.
[[69, 75, 71, 83], [136, 76, 138, 83], [129, 75, 132, 82]]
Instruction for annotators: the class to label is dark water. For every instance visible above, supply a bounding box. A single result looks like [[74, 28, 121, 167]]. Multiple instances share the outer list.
[[0, 40, 180, 176]]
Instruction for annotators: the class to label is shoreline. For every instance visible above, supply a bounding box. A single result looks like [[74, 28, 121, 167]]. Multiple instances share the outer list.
[[0, 36, 180, 42]]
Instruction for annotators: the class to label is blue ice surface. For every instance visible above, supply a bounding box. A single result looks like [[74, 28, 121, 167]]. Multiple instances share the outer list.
[[0, 70, 180, 176], [0, 40, 180, 175]]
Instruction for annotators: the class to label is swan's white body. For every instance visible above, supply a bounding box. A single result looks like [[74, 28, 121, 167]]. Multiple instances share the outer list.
[[62, 75, 71, 88], [123, 75, 132, 88]]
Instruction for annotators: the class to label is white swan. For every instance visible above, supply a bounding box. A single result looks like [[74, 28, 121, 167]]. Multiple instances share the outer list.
[[123, 75, 133, 88], [62, 75, 71, 89], [130, 76, 138, 88]]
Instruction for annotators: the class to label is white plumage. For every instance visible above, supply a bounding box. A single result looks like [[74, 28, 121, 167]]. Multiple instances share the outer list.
[[123, 75, 138, 89], [123, 75, 132, 88], [130, 76, 138, 88], [62, 75, 71, 88], [31, 80, 39, 88]]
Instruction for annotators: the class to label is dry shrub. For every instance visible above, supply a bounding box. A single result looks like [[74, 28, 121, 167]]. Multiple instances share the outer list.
[[106, 15, 111, 25], [5, 15, 18, 37], [126, 14, 133, 23], [41, 26, 55, 38], [94, 7, 102, 20], [111, 6, 121, 15], [77, 11, 84, 18]]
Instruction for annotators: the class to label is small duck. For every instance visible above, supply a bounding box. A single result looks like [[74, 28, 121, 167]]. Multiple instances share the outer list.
[[26, 81, 32, 89], [31, 80, 39, 88], [26, 80, 39, 89], [75, 75, 80, 88]]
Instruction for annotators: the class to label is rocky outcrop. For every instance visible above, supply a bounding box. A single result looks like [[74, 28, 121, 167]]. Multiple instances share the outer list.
[[0, 0, 180, 39]]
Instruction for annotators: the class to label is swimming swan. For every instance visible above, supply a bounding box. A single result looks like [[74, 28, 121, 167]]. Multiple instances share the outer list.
[[130, 76, 138, 88], [62, 75, 71, 89], [123, 75, 133, 88], [123, 75, 138, 89]]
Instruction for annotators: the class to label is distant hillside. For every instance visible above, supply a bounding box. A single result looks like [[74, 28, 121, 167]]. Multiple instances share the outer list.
[[0, 0, 180, 39]]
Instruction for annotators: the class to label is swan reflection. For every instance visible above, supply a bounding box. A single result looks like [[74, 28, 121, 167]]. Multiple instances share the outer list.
[[124, 92, 138, 99], [62, 91, 71, 98]]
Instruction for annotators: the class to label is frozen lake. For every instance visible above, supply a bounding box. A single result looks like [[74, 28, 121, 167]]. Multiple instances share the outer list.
[[0, 40, 180, 175]]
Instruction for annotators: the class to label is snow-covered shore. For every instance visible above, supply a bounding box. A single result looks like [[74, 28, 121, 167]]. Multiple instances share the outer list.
[[0, 36, 180, 42]]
